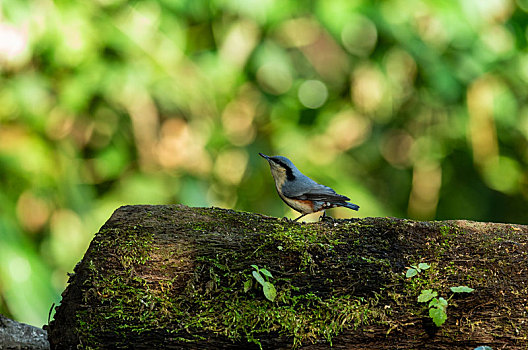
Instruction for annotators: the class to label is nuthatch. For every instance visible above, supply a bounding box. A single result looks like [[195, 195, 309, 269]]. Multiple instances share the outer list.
[[259, 153, 359, 221]]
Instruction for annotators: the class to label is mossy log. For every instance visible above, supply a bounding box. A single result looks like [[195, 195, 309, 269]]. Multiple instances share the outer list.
[[0, 314, 49, 349], [47, 205, 528, 349]]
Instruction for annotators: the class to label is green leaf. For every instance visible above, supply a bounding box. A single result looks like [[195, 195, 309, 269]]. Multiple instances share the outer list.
[[243, 279, 252, 293], [418, 263, 431, 270], [450, 286, 474, 293], [260, 268, 273, 279], [418, 289, 438, 303], [429, 297, 448, 310], [437, 297, 448, 308], [250, 264, 258, 270], [252, 270, 265, 286], [428, 297, 439, 308], [406, 268, 418, 278], [262, 282, 277, 302], [429, 306, 447, 326]]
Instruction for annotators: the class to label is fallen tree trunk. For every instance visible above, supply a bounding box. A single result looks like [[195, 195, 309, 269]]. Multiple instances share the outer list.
[[0, 314, 49, 350], [47, 205, 528, 349]]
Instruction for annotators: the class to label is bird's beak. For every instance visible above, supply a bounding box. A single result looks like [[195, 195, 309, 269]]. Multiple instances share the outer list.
[[259, 153, 270, 160]]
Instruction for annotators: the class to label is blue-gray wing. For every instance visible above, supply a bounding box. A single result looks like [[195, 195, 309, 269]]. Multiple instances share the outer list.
[[282, 176, 350, 202]]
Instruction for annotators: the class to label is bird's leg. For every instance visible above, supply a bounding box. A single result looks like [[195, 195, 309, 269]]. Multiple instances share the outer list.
[[319, 210, 334, 222], [294, 213, 307, 222]]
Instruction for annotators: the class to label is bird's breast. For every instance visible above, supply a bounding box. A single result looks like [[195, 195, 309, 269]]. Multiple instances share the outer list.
[[277, 192, 315, 214]]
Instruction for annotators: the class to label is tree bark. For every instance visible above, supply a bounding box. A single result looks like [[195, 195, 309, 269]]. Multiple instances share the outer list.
[[0, 314, 49, 349], [47, 205, 528, 349]]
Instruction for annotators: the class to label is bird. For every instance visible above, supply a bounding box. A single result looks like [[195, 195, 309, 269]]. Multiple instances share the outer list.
[[259, 153, 359, 221]]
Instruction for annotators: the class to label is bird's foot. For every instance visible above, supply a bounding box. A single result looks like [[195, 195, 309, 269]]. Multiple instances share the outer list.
[[319, 212, 334, 222]]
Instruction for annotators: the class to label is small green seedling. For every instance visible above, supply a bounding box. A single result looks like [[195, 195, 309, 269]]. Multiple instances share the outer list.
[[406, 262, 431, 278], [246, 265, 277, 302], [406, 262, 474, 326], [418, 285, 474, 326]]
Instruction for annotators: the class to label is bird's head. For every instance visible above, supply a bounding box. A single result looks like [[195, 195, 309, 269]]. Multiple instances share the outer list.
[[259, 153, 296, 183]]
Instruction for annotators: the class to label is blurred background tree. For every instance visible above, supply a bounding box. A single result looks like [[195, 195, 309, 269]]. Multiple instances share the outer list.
[[1, 0, 527, 327]]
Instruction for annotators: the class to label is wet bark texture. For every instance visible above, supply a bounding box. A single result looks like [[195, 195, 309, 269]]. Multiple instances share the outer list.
[[47, 205, 528, 349], [0, 314, 49, 350]]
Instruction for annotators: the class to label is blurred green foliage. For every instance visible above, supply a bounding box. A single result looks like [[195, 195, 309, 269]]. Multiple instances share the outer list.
[[1, 0, 527, 326]]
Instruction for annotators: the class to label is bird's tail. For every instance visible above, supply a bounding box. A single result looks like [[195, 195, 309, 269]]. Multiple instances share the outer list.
[[343, 202, 360, 211]]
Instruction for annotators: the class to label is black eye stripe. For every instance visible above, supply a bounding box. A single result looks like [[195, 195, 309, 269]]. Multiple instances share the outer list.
[[271, 158, 295, 181], [272, 159, 286, 169]]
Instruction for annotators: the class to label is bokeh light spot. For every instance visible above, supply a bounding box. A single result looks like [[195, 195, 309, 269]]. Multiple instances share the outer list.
[[0, 23, 28, 65], [467, 75, 499, 166], [8, 255, 31, 283], [381, 130, 414, 168], [276, 18, 319, 47], [351, 64, 386, 114], [49, 210, 85, 266], [483, 156, 521, 194], [414, 11, 449, 50], [220, 20, 259, 68], [298, 80, 328, 109], [214, 149, 248, 185], [157, 118, 212, 174], [221, 89, 258, 146], [481, 25, 514, 55], [462, 0, 514, 24], [326, 110, 371, 151], [16, 191, 50, 233], [341, 15, 377, 57], [256, 62, 292, 95], [384, 48, 417, 102], [408, 162, 442, 220]]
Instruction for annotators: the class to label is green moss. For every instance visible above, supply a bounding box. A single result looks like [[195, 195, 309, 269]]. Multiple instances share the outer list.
[[439, 224, 451, 237], [75, 223, 158, 347], [79, 260, 387, 348], [171, 251, 390, 349], [64, 206, 528, 348], [73, 209, 399, 348], [188, 290, 382, 348], [188, 233, 392, 347]]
